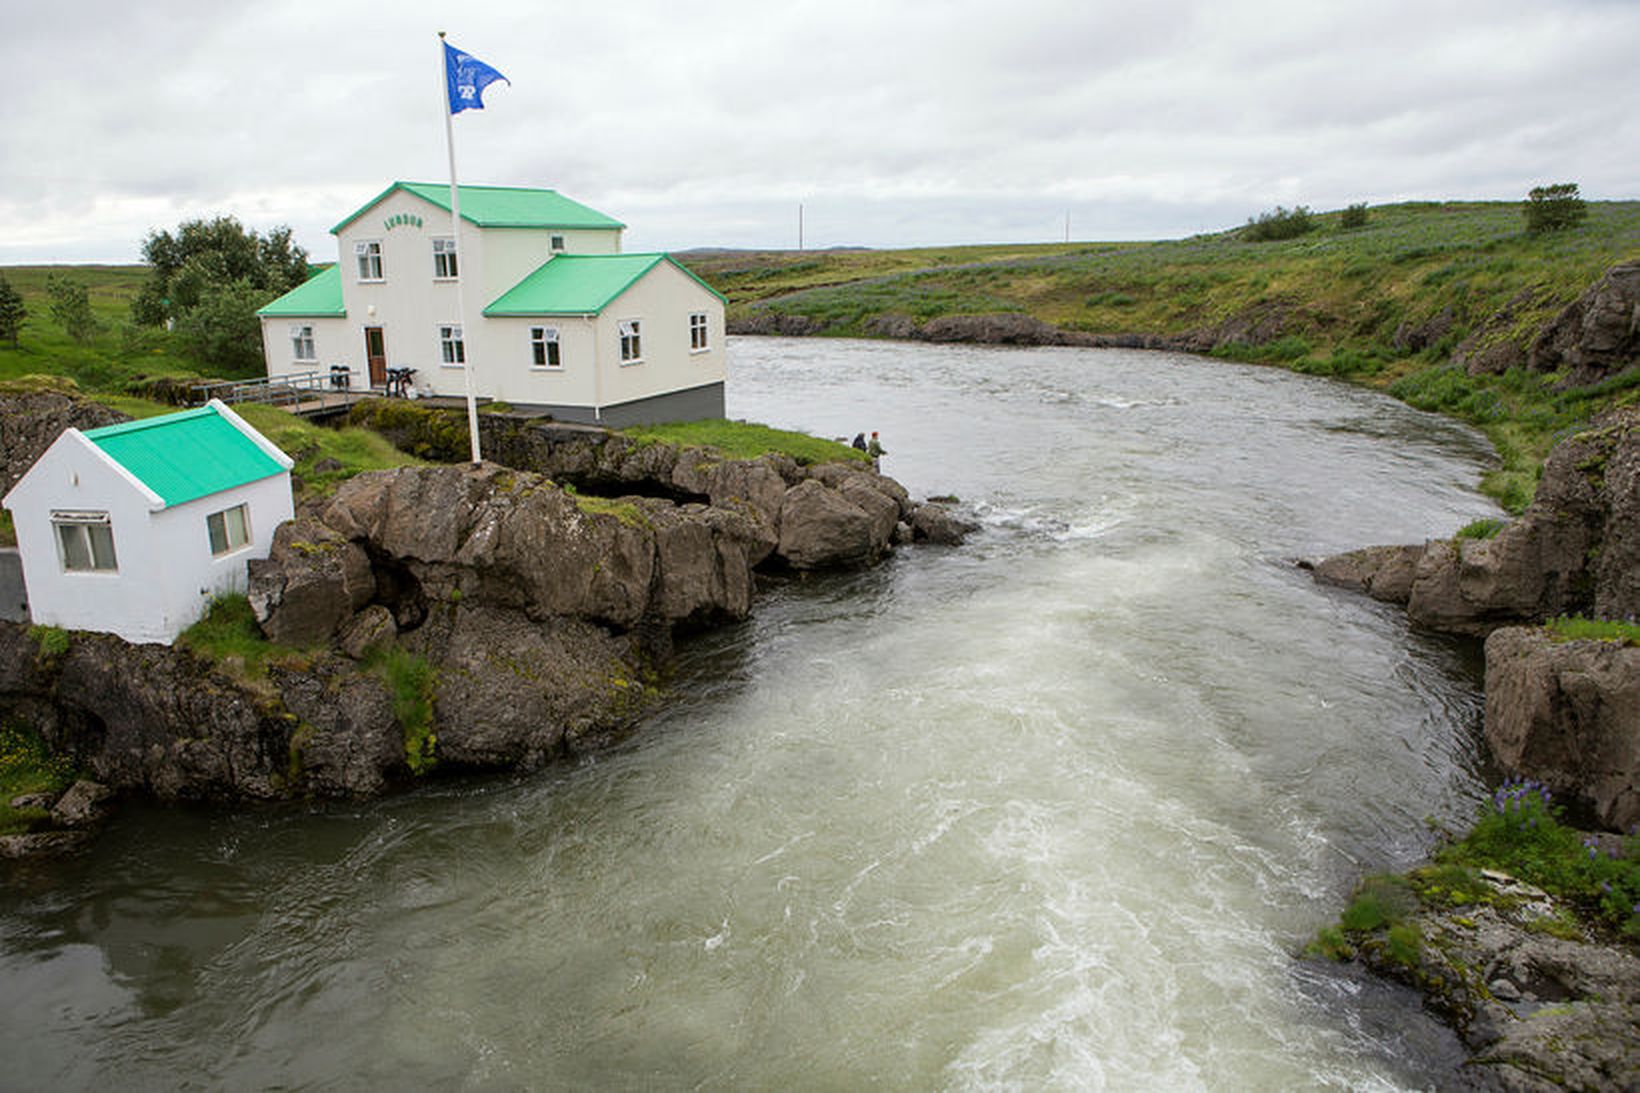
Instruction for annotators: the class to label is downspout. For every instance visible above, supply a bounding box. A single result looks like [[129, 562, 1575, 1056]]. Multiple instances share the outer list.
[[587, 314, 602, 423]]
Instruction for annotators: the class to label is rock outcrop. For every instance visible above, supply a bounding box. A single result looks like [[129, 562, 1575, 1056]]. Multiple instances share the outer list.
[[1312, 407, 1638, 634], [1529, 262, 1640, 388], [1485, 627, 1640, 831], [348, 404, 974, 571], [1336, 868, 1640, 1091]]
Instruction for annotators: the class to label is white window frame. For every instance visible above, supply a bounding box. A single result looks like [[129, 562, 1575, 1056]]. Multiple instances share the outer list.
[[619, 319, 642, 364], [206, 502, 252, 558], [689, 312, 710, 352], [439, 324, 466, 366], [355, 239, 383, 282], [550, 234, 566, 252], [290, 323, 316, 362], [530, 326, 562, 369], [52, 511, 118, 573], [432, 237, 458, 280]]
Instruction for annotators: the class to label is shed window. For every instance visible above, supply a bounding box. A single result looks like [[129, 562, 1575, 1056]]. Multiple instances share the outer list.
[[689, 312, 709, 351], [355, 240, 383, 281], [53, 511, 118, 573], [619, 319, 642, 363], [433, 237, 458, 279], [290, 324, 316, 361], [207, 503, 251, 557], [530, 326, 561, 368], [439, 324, 466, 365], [550, 234, 566, 252]]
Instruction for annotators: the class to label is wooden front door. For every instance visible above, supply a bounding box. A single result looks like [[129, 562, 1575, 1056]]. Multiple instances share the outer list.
[[364, 327, 387, 387]]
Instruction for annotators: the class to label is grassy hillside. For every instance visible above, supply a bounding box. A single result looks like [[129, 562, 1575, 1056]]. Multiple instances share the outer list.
[[683, 201, 1640, 510]]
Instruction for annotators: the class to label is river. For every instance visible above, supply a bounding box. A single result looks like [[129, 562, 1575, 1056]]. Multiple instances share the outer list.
[[1, 337, 1504, 1088]]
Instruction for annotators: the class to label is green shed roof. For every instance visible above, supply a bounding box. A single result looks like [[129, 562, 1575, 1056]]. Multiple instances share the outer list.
[[484, 253, 725, 316], [333, 182, 626, 234], [84, 405, 288, 508], [256, 265, 345, 317]]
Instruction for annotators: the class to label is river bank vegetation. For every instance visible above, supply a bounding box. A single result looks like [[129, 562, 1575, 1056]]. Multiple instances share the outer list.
[[686, 199, 1640, 512]]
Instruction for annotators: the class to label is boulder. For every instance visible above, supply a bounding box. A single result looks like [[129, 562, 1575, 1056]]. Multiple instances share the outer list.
[[247, 521, 375, 647], [1484, 627, 1640, 831], [273, 659, 404, 797], [777, 479, 879, 569], [910, 503, 978, 546], [49, 779, 113, 827], [337, 605, 396, 660], [1311, 544, 1424, 605]]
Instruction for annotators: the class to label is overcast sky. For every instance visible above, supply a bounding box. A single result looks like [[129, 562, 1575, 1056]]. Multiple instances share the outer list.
[[5, 0, 1638, 265]]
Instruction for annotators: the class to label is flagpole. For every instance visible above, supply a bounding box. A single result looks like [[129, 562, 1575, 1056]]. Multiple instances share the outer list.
[[440, 31, 483, 467]]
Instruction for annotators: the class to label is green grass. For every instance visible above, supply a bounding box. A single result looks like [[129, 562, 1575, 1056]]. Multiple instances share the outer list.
[[623, 418, 869, 465], [1455, 517, 1508, 540], [0, 722, 77, 835], [1315, 780, 1640, 961], [231, 402, 424, 498], [686, 200, 1640, 511], [176, 594, 307, 682], [365, 645, 437, 775], [1544, 615, 1640, 645]]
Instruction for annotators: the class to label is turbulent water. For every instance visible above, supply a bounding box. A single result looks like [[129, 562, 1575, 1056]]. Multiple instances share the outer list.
[[1, 338, 1506, 1089]]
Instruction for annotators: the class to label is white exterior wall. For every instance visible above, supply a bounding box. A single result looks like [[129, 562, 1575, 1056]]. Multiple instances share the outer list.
[[147, 472, 294, 639], [325, 189, 622, 397], [478, 315, 601, 407], [261, 316, 353, 382], [598, 263, 727, 409], [3, 427, 295, 645]]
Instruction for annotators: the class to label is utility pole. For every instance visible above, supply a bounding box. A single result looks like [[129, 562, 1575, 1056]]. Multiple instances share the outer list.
[[1064, 210, 1071, 243], [798, 203, 805, 252]]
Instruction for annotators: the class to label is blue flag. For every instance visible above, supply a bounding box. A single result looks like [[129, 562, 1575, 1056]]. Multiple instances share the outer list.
[[444, 41, 509, 114]]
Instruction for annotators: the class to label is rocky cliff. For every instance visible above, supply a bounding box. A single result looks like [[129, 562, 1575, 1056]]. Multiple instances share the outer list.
[[1310, 409, 1638, 833]]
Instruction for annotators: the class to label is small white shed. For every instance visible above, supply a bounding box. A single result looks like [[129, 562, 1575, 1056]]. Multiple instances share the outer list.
[[2, 399, 295, 644]]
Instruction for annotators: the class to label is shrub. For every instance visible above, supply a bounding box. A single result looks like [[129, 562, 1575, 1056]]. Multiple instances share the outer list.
[[1340, 203, 1370, 230], [46, 275, 98, 344], [0, 274, 25, 348], [1524, 183, 1588, 235], [1242, 205, 1316, 242], [1455, 517, 1507, 540]]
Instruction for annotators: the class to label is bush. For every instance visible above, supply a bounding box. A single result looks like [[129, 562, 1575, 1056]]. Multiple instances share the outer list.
[[1340, 203, 1370, 230], [1242, 205, 1316, 242], [46, 275, 98, 344], [0, 275, 25, 348], [1524, 183, 1588, 234]]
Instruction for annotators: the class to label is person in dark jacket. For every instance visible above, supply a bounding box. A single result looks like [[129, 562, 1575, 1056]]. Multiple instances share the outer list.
[[852, 433, 867, 451]]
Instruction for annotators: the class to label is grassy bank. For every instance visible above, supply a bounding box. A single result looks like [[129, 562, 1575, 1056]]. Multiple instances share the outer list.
[[683, 201, 1640, 511]]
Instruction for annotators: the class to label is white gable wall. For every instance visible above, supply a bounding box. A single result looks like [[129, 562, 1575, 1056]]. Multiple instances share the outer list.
[[598, 262, 727, 410], [4, 433, 296, 645]]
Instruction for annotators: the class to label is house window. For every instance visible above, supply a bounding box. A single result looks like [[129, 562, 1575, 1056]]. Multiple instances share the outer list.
[[439, 324, 466, 365], [530, 326, 561, 368], [619, 319, 642, 363], [433, 237, 458, 279], [689, 312, 709, 351], [206, 503, 251, 557], [290, 324, 316, 362], [550, 234, 566, 252], [355, 240, 383, 281], [53, 511, 118, 573]]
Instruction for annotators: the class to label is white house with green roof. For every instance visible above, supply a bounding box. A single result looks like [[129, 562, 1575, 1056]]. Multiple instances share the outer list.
[[259, 182, 727, 426], [2, 401, 294, 644]]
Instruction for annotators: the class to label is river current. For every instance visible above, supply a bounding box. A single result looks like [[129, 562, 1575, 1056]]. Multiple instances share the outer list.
[[1, 338, 1505, 1088]]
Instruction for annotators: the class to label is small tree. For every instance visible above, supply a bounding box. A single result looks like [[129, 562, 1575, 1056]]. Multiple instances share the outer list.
[[1242, 205, 1315, 242], [1339, 203, 1370, 230], [1524, 183, 1588, 234], [46, 274, 97, 344], [0, 275, 25, 348], [172, 279, 271, 376]]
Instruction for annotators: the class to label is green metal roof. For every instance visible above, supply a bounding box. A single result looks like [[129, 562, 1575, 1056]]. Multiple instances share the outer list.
[[484, 253, 726, 316], [256, 265, 345, 317], [84, 405, 287, 508], [332, 182, 626, 234]]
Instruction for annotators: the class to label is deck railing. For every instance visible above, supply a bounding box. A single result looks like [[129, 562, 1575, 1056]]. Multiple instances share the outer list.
[[189, 371, 329, 408]]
